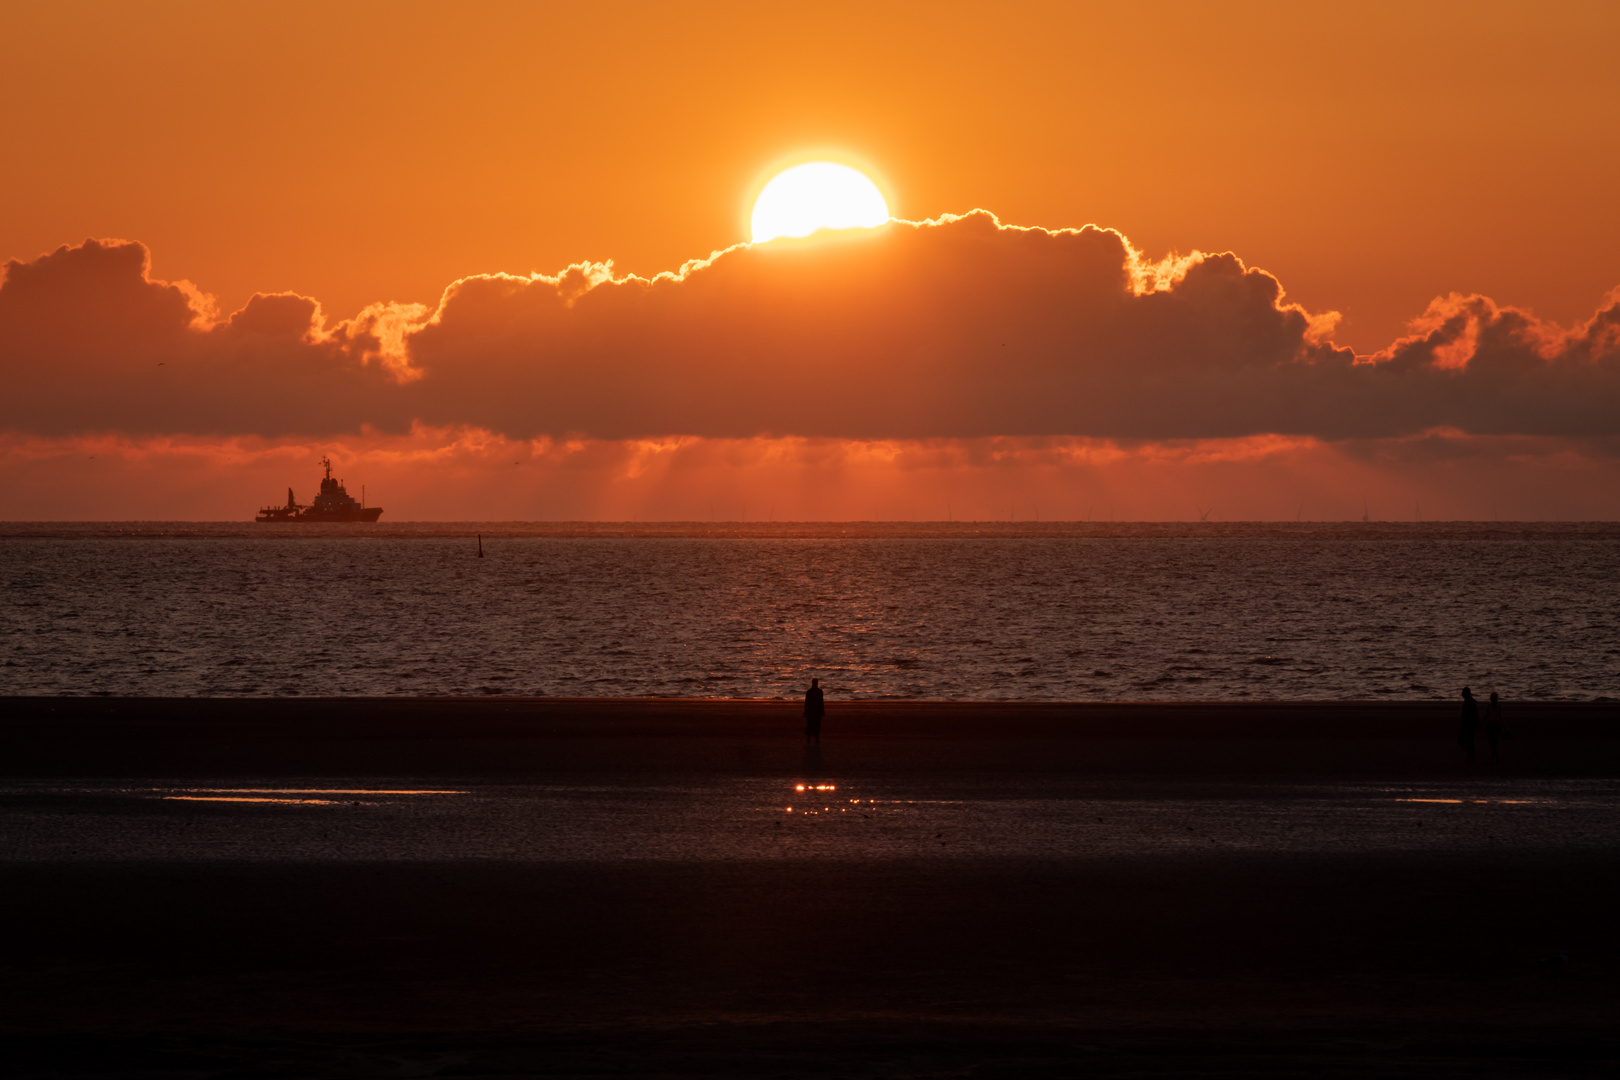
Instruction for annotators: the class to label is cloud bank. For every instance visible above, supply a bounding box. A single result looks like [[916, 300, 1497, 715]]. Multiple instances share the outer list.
[[5, 214, 1618, 443]]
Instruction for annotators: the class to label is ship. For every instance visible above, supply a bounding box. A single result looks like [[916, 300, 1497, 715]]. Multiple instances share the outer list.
[[256, 457, 383, 522]]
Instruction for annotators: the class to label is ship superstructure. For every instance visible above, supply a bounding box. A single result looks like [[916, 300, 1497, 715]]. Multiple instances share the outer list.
[[256, 457, 383, 522]]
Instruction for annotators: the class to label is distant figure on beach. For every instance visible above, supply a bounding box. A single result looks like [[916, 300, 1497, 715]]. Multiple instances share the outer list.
[[1484, 691, 1504, 763], [1458, 687, 1479, 763], [804, 678, 825, 743]]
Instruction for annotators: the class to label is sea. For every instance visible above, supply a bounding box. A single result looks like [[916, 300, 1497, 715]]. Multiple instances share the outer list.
[[2, 521, 1618, 701]]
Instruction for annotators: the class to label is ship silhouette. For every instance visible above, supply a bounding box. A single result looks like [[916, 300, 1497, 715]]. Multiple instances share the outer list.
[[256, 457, 383, 522]]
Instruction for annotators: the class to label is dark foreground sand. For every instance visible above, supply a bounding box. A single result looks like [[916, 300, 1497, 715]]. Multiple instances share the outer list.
[[5, 696, 1619, 777], [3, 697, 1619, 1078]]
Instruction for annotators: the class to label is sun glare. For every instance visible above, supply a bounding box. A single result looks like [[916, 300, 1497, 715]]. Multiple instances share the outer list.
[[750, 163, 889, 243]]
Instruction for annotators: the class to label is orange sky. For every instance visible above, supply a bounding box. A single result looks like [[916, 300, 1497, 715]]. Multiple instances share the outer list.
[[3, 1, 1619, 520]]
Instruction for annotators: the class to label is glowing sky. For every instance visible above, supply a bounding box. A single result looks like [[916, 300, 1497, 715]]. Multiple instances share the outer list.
[[2, 1, 1618, 520]]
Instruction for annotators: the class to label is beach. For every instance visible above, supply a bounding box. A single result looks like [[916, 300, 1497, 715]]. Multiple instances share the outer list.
[[11, 4, 1620, 1075], [4, 697, 1619, 1077]]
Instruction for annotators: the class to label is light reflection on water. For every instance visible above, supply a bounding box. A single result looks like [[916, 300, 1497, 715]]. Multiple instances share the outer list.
[[4, 524, 1620, 700], [2, 776, 1617, 863]]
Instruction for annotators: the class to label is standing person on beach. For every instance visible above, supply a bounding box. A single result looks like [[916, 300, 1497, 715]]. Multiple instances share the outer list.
[[1458, 687, 1479, 763], [804, 678, 825, 743], [1484, 691, 1504, 763]]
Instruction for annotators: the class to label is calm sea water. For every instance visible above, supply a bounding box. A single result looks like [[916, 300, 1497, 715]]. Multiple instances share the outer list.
[[2, 522, 1618, 700]]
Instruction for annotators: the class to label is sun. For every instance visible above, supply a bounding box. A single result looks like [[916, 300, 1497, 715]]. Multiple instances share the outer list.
[[750, 163, 890, 243]]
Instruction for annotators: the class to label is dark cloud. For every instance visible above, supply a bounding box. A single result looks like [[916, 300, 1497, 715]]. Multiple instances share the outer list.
[[3, 216, 1618, 440], [0, 238, 198, 353], [0, 239, 404, 436]]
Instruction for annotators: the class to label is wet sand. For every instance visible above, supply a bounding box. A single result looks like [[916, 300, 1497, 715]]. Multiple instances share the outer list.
[[4, 697, 1619, 1077]]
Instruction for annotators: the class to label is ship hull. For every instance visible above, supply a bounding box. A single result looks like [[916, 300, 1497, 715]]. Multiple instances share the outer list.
[[255, 508, 384, 523]]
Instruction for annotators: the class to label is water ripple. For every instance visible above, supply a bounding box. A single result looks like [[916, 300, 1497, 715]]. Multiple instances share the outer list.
[[2, 523, 1618, 700]]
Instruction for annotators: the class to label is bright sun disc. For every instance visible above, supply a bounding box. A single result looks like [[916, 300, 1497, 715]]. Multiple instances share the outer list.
[[750, 163, 889, 243]]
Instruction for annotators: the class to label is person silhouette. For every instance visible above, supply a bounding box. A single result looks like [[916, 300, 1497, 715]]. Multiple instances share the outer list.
[[1483, 691, 1504, 763], [1458, 686, 1479, 763], [803, 678, 825, 743]]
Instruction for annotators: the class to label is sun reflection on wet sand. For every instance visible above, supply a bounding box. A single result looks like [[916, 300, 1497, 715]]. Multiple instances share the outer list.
[[160, 788, 467, 795], [4, 777, 1616, 863], [784, 784, 965, 815], [164, 796, 342, 805], [148, 787, 468, 806], [1396, 797, 1539, 805]]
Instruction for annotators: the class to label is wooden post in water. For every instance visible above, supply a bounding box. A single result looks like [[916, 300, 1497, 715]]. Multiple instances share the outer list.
[[477, 534, 484, 558]]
